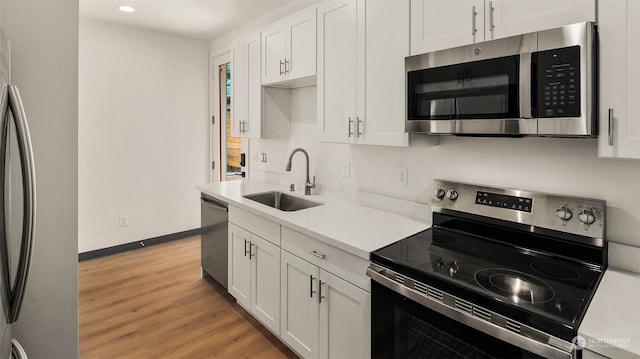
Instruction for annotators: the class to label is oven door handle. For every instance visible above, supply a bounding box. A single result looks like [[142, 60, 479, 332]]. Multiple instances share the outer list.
[[366, 265, 574, 359]]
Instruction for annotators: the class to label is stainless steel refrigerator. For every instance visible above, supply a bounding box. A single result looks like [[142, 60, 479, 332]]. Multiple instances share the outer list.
[[0, 28, 35, 359]]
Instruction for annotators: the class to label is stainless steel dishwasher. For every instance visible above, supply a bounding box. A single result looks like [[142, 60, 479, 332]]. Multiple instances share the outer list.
[[200, 194, 228, 289]]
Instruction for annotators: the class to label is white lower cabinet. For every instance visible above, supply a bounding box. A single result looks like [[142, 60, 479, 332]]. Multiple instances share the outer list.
[[228, 207, 370, 358], [318, 269, 370, 359], [280, 250, 320, 358], [280, 250, 370, 359], [228, 223, 281, 334]]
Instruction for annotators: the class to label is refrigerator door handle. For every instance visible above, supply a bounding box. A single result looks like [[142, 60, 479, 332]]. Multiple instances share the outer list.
[[0, 85, 12, 323], [6, 85, 36, 323]]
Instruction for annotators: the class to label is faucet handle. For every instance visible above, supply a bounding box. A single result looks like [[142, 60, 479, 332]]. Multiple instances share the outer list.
[[310, 176, 316, 188], [290, 183, 295, 192]]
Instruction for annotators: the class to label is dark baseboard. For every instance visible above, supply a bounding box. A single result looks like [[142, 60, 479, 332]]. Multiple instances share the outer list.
[[79, 228, 202, 262]]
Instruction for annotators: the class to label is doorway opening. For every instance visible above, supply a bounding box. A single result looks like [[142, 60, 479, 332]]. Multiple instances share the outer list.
[[219, 63, 242, 181]]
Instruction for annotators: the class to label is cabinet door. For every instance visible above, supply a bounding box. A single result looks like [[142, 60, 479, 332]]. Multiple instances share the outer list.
[[319, 269, 370, 359], [262, 21, 286, 85], [286, 7, 317, 80], [598, 0, 640, 159], [228, 223, 251, 309], [251, 236, 281, 335], [410, 0, 483, 55], [487, 0, 595, 41], [281, 251, 319, 359], [362, 0, 409, 147], [244, 32, 262, 138], [317, 0, 357, 143], [230, 39, 245, 138]]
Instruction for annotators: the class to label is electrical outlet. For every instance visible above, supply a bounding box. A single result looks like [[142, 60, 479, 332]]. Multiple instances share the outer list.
[[398, 167, 408, 186], [119, 215, 129, 227], [341, 161, 351, 178]]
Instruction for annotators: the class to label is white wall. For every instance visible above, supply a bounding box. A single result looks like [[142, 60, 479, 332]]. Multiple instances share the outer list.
[[79, 19, 210, 253], [2, 1, 79, 357], [249, 86, 640, 271]]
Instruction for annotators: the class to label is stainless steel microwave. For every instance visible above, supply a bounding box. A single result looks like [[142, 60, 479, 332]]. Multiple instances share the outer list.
[[406, 22, 597, 137]]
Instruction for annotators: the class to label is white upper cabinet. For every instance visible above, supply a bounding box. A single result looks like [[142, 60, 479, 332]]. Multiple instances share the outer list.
[[318, 0, 409, 146], [598, 0, 640, 159], [262, 7, 317, 87], [230, 32, 262, 138], [362, 0, 410, 146], [410, 0, 595, 55], [411, 0, 484, 55], [317, 0, 358, 144], [286, 8, 317, 81], [487, 0, 595, 41], [261, 22, 286, 85], [230, 38, 246, 138]]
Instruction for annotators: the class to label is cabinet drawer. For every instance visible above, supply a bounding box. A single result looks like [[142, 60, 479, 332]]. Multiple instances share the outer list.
[[229, 205, 280, 246], [281, 227, 370, 291]]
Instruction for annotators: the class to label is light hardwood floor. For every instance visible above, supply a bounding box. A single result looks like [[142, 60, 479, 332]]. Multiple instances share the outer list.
[[79, 236, 298, 359]]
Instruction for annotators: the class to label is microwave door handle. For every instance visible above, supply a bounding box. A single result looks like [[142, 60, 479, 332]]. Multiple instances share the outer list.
[[6, 85, 36, 324], [0, 85, 12, 323], [519, 53, 533, 119]]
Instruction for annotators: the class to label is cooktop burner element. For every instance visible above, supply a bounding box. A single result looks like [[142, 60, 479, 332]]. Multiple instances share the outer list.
[[475, 268, 555, 304], [531, 261, 582, 281], [369, 179, 607, 348]]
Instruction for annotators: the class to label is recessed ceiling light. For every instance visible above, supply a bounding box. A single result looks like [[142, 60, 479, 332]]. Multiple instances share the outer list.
[[118, 5, 136, 13]]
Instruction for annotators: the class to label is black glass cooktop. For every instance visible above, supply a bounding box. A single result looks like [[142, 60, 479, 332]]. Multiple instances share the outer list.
[[371, 224, 605, 341]]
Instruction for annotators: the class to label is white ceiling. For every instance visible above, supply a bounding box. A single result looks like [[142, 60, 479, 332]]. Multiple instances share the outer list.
[[79, 0, 298, 40]]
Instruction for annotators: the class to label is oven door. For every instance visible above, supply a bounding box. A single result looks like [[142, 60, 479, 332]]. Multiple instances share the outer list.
[[370, 280, 576, 359]]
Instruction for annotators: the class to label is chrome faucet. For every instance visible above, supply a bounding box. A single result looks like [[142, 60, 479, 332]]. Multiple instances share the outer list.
[[285, 148, 315, 195]]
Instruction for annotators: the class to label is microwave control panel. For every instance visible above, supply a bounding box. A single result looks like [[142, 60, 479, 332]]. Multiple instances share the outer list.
[[534, 45, 581, 118]]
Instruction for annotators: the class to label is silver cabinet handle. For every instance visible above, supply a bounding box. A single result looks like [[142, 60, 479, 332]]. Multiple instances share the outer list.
[[309, 250, 326, 260], [319, 280, 325, 304], [285, 59, 290, 74], [249, 243, 255, 259], [608, 108, 614, 146], [356, 117, 363, 137], [4, 86, 36, 323], [348, 117, 354, 137], [471, 6, 477, 36], [244, 239, 249, 256], [279, 59, 284, 76], [310, 275, 316, 298], [489, 1, 495, 32]]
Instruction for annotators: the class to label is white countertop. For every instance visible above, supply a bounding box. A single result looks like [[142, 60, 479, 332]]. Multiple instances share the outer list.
[[579, 268, 640, 359], [196, 180, 430, 259]]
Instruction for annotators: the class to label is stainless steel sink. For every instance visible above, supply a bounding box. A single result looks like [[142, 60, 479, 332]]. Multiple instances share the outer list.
[[243, 191, 322, 212]]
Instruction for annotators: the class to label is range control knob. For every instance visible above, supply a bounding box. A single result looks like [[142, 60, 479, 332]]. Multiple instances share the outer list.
[[446, 190, 459, 201], [578, 209, 596, 225], [435, 188, 446, 200], [555, 206, 573, 221]]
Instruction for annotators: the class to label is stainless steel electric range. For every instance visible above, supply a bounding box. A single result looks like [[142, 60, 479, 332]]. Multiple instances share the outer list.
[[367, 180, 606, 359]]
